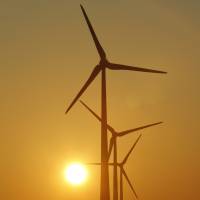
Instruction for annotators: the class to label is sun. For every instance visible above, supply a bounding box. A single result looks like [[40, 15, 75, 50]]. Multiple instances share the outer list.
[[64, 163, 88, 185]]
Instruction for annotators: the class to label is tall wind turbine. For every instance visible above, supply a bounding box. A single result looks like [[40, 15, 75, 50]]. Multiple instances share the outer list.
[[86, 134, 142, 200], [65, 5, 167, 200], [80, 100, 162, 200], [118, 134, 142, 200]]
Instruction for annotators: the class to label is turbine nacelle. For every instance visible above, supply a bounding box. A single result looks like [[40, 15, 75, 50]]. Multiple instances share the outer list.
[[99, 57, 109, 66]]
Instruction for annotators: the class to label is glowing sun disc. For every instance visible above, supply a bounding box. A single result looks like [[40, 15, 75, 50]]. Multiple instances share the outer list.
[[65, 163, 88, 185]]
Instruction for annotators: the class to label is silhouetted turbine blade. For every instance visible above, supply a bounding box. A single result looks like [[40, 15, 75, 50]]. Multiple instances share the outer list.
[[65, 65, 101, 114], [108, 137, 114, 160], [80, 5, 106, 59], [122, 168, 138, 199], [80, 100, 115, 133], [122, 135, 142, 164], [109, 163, 114, 166], [85, 162, 114, 166], [118, 122, 163, 137], [107, 62, 167, 74], [86, 163, 101, 165]]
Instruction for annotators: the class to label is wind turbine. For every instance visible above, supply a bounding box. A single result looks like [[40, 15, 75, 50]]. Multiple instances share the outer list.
[[65, 5, 167, 200], [118, 134, 142, 200], [80, 100, 162, 200], [86, 134, 142, 200]]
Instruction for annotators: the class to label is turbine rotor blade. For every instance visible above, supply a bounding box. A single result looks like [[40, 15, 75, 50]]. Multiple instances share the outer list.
[[107, 62, 167, 74], [109, 163, 114, 166], [122, 134, 142, 164], [65, 65, 101, 114], [108, 137, 114, 160], [85, 163, 101, 165], [118, 122, 163, 137], [80, 5, 106, 59], [80, 100, 115, 133], [122, 168, 138, 199], [85, 162, 114, 166]]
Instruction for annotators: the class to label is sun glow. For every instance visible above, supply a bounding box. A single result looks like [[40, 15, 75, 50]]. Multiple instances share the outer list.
[[65, 163, 88, 185]]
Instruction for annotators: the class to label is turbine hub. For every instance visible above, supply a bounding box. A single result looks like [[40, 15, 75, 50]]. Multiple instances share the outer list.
[[99, 58, 109, 66], [118, 163, 123, 167]]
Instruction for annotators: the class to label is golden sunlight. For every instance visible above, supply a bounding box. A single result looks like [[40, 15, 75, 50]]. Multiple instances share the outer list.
[[64, 163, 88, 186]]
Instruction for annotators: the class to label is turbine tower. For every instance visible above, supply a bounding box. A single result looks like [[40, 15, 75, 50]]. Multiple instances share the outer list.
[[86, 134, 142, 200], [80, 100, 162, 200], [65, 5, 166, 200]]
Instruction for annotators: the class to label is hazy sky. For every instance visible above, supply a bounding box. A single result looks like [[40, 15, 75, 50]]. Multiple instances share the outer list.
[[0, 1, 200, 200]]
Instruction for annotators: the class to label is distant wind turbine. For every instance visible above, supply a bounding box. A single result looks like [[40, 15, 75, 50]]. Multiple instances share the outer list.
[[86, 134, 142, 200], [80, 100, 162, 200], [66, 5, 167, 200]]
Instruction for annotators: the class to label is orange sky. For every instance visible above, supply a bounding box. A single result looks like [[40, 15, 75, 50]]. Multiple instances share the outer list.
[[0, 1, 200, 200]]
